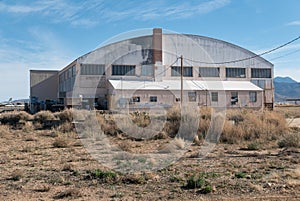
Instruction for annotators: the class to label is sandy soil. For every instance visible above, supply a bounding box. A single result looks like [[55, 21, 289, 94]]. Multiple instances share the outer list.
[[0, 126, 299, 201]]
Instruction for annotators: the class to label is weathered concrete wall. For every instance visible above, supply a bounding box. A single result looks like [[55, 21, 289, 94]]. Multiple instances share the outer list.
[[30, 70, 59, 101]]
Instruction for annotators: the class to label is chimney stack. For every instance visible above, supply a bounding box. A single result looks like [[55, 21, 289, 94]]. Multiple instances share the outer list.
[[152, 28, 162, 64]]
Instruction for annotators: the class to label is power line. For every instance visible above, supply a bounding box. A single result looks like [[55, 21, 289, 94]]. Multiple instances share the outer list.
[[269, 48, 300, 61], [183, 35, 300, 65], [155, 57, 179, 77]]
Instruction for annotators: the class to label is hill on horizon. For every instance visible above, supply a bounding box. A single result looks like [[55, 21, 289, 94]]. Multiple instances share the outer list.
[[274, 76, 300, 102]]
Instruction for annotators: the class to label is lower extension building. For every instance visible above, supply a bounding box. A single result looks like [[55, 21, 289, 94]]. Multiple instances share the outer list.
[[30, 28, 274, 112]]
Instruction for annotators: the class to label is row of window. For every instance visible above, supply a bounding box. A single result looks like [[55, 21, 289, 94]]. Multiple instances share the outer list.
[[127, 92, 257, 104], [76, 65, 271, 78], [171, 67, 271, 78]]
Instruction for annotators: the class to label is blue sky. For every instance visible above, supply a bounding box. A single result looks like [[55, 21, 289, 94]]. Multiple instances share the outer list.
[[1, 0, 300, 101]]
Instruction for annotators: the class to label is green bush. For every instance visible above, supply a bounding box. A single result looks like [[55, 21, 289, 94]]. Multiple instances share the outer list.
[[185, 174, 207, 189], [90, 169, 117, 182]]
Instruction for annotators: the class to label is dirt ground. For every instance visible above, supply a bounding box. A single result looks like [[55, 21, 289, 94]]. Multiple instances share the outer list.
[[0, 124, 299, 201]]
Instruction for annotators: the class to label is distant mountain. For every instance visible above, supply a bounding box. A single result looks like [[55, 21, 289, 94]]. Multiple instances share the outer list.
[[274, 76, 300, 102], [274, 76, 297, 84]]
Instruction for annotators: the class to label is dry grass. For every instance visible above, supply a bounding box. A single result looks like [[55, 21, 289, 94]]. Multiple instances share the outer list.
[[33, 110, 56, 123], [53, 137, 69, 148], [53, 188, 81, 199], [220, 109, 287, 144], [0, 107, 299, 200], [0, 124, 11, 137], [54, 109, 73, 122], [278, 133, 300, 148], [0, 111, 32, 127], [130, 111, 151, 128], [158, 137, 186, 153]]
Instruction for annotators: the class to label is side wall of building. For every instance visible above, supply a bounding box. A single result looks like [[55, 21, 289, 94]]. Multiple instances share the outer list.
[[30, 70, 59, 101]]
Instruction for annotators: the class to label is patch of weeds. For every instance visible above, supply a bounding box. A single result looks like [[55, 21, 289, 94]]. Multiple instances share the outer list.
[[183, 173, 214, 194], [184, 174, 209, 190], [53, 137, 69, 148], [88, 169, 117, 183], [278, 133, 300, 148], [137, 157, 147, 163], [169, 175, 184, 183], [251, 173, 263, 180], [198, 185, 213, 194], [247, 142, 261, 150], [53, 188, 81, 199], [72, 170, 80, 176], [235, 172, 247, 178], [9, 170, 23, 181]]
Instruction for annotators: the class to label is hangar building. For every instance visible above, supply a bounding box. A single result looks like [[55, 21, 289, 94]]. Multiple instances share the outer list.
[[30, 28, 273, 112]]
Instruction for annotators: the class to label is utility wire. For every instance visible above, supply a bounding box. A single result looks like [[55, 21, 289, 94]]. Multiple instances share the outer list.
[[269, 48, 300, 61], [183, 35, 300, 65], [155, 57, 179, 77]]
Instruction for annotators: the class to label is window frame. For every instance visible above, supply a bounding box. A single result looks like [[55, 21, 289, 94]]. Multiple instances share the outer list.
[[226, 68, 246, 78], [211, 92, 218, 102], [149, 96, 157, 102], [112, 65, 136, 76], [80, 64, 105, 75], [171, 66, 193, 77], [251, 68, 272, 78], [199, 67, 220, 77], [249, 92, 257, 102], [188, 91, 197, 102], [231, 92, 238, 105]]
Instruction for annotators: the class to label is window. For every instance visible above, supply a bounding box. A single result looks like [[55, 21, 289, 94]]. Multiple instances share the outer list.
[[249, 92, 257, 102], [150, 96, 157, 102], [199, 67, 219, 77], [72, 65, 76, 77], [231, 92, 238, 105], [226, 68, 246, 78], [80, 64, 105, 75], [251, 68, 271, 78], [131, 96, 140, 103], [171, 66, 193, 77], [211, 92, 218, 102], [68, 68, 72, 79], [188, 92, 196, 102], [112, 65, 135, 76]]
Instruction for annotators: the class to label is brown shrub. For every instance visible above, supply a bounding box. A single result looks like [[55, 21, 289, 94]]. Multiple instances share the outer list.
[[53, 137, 69, 148], [56, 122, 74, 133], [96, 114, 120, 136], [130, 111, 151, 127], [166, 105, 181, 122], [163, 121, 179, 138], [55, 109, 73, 122], [34, 110, 56, 123], [278, 133, 300, 148], [219, 109, 288, 143], [0, 111, 32, 126]]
